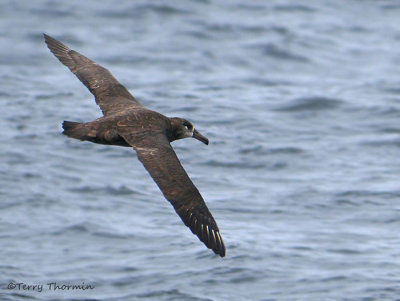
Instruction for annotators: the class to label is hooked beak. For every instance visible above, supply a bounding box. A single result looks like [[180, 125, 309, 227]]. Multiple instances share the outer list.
[[192, 129, 209, 145]]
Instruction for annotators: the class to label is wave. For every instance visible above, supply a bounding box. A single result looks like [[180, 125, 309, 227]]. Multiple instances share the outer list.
[[275, 96, 344, 112], [239, 145, 304, 155], [68, 185, 141, 196], [261, 43, 309, 62]]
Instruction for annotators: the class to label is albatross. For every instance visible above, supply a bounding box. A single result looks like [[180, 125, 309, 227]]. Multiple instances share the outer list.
[[44, 34, 225, 257]]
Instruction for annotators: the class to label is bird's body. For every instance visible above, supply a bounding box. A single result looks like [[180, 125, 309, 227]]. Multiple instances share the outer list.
[[63, 108, 172, 147], [44, 34, 225, 257]]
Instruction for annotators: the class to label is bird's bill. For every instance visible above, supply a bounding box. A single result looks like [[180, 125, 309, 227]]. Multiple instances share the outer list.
[[192, 129, 209, 145]]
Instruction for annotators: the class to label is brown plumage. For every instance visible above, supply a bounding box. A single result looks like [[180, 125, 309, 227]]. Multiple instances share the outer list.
[[44, 34, 225, 257]]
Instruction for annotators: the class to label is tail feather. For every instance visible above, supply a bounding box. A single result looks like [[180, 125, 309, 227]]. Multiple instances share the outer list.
[[62, 120, 79, 131], [62, 121, 90, 140], [62, 120, 130, 147]]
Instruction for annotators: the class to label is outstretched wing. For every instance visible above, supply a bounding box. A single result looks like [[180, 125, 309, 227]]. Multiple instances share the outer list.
[[44, 34, 143, 116], [119, 130, 226, 257]]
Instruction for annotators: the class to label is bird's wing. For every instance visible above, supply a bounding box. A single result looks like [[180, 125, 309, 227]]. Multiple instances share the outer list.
[[44, 34, 143, 116], [119, 130, 225, 257]]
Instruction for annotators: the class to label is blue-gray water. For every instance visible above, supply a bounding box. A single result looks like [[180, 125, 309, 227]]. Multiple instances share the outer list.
[[1, 1, 400, 300]]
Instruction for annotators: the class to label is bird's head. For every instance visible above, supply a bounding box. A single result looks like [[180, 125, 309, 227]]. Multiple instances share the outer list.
[[170, 117, 209, 145]]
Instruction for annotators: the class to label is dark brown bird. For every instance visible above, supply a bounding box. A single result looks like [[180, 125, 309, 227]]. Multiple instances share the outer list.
[[44, 34, 225, 257]]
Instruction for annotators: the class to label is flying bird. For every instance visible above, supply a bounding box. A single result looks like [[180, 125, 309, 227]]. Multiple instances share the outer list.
[[44, 34, 225, 257]]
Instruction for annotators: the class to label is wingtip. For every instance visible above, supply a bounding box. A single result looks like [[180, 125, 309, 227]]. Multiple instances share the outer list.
[[43, 33, 72, 59], [43, 33, 52, 43], [216, 246, 226, 258], [43, 33, 55, 49], [214, 231, 226, 257], [180, 208, 226, 257]]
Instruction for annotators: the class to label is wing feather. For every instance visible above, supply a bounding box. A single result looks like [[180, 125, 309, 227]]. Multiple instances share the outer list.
[[120, 131, 225, 257], [44, 34, 143, 115]]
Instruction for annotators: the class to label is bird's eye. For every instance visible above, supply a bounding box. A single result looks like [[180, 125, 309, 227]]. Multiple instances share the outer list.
[[183, 121, 192, 131]]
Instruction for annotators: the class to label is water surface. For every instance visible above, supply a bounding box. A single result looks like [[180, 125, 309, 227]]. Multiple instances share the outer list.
[[1, 1, 399, 300]]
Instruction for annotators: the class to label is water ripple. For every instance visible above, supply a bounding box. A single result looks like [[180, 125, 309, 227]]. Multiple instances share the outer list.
[[275, 96, 345, 112], [1, 1, 400, 300]]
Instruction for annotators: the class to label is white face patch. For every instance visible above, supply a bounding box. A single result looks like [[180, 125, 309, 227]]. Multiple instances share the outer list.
[[184, 130, 193, 138], [182, 125, 194, 138], [180, 121, 194, 139]]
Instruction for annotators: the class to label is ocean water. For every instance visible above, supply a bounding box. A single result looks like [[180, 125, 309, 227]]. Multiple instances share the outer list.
[[1, 0, 400, 300]]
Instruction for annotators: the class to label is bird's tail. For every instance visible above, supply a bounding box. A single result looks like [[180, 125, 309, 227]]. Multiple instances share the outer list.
[[62, 120, 130, 147], [62, 121, 90, 140]]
